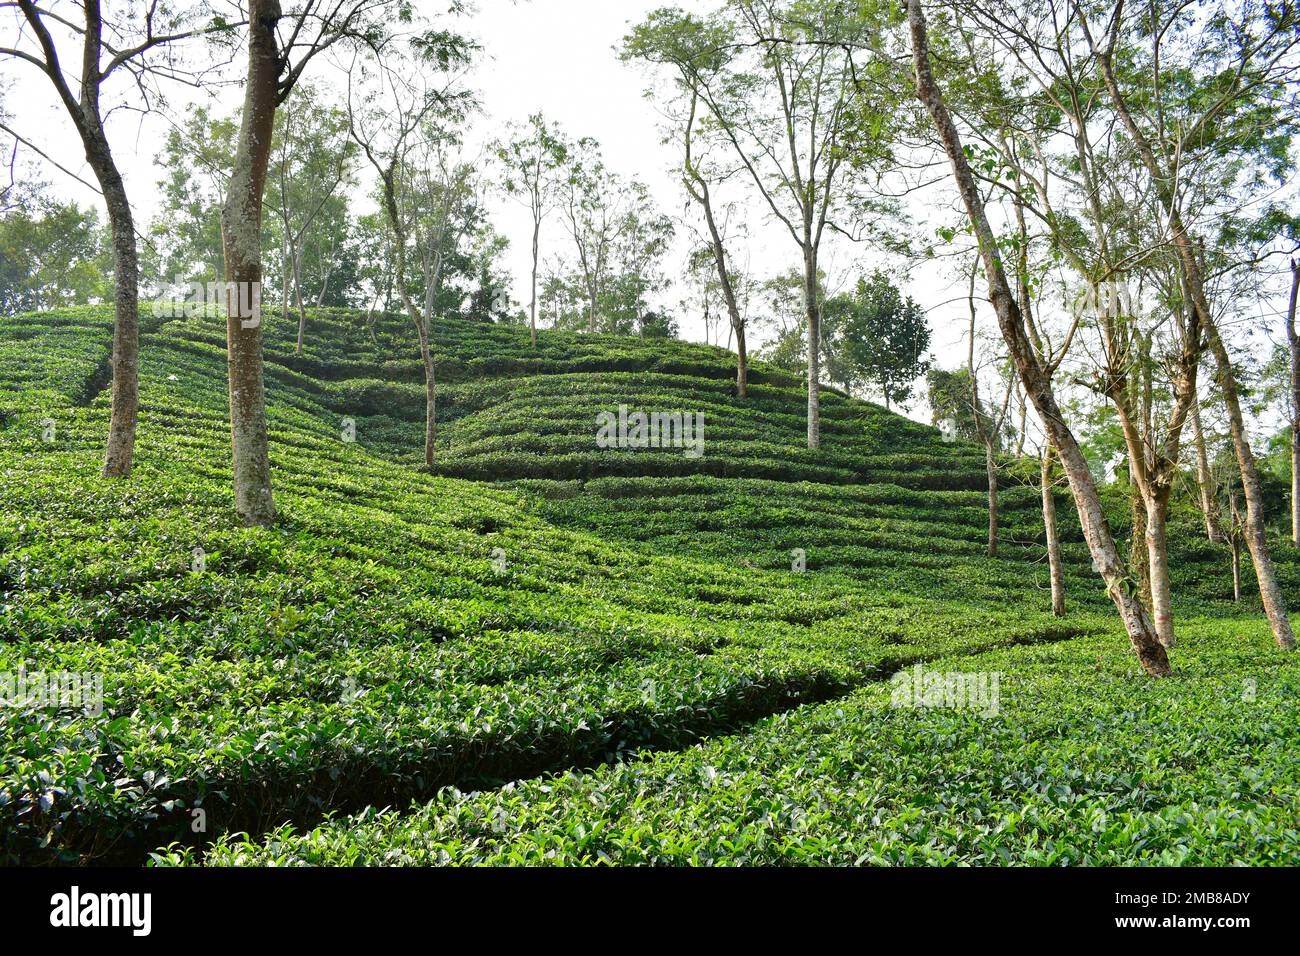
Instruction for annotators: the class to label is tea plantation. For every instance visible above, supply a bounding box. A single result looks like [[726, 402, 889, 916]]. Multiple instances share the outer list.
[[1, 306, 1296, 865]]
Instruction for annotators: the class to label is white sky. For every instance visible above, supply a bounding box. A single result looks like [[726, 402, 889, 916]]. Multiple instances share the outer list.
[[3, 0, 1295, 433]]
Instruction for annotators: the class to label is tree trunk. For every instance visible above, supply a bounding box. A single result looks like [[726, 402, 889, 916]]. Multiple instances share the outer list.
[[734, 319, 748, 398], [984, 440, 998, 557], [1190, 398, 1226, 543], [908, 0, 1170, 675], [1286, 260, 1299, 545], [1014, 388, 1026, 457], [219, 0, 280, 527], [1041, 446, 1065, 617], [97, 158, 139, 477], [417, 321, 436, 469], [700, 183, 747, 399], [1128, 476, 1150, 608], [422, 241, 437, 326], [281, 231, 290, 317], [1146, 493, 1175, 649], [1230, 494, 1243, 603], [530, 217, 540, 348], [802, 243, 820, 449], [293, 248, 307, 355], [28, 0, 142, 478], [1206, 316, 1294, 648], [382, 176, 435, 468], [366, 292, 380, 346], [684, 91, 748, 397], [314, 243, 336, 308]]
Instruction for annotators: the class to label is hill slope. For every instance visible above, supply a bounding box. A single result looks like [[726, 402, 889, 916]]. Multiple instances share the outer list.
[[1, 305, 1296, 865]]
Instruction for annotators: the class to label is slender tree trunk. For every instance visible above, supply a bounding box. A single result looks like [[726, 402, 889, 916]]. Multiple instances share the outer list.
[[530, 216, 540, 348], [281, 231, 290, 317], [1190, 398, 1226, 543], [219, 0, 280, 527], [1285, 260, 1300, 545], [22, 0, 142, 477], [1231, 494, 1243, 603], [1128, 475, 1150, 608], [1014, 388, 1026, 457], [908, 0, 1170, 674], [417, 321, 436, 469], [696, 176, 748, 399], [984, 440, 998, 557], [366, 291, 380, 346], [1206, 317, 1294, 648], [293, 249, 307, 355], [422, 241, 437, 325], [802, 242, 820, 449], [377, 171, 435, 468], [967, 264, 1007, 559], [315, 245, 336, 308], [734, 319, 748, 398], [1146, 493, 1175, 649], [1042, 446, 1065, 616]]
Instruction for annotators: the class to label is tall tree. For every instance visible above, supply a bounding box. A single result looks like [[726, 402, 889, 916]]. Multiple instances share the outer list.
[[628, 1, 884, 448], [948, 0, 1270, 650], [907, 0, 1171, 675], [222, 0, 404, 525], [1041, 445, 1066, 617], [826, 269, 931, 410], [0, 186, 107, 312], [269, 88, 356, 354], [1189, 386, 1227, 544], [1084, 0, 1296, 650], [2, 1, 218, 476], [496, 113, 567, 348], [964, 266, 1014, 558], [623, 21, 752, 396], [146, 105, 238, 291], [346, 36, 475, 469], [681, 90, 749, 396], [558, 142, 672, 335]]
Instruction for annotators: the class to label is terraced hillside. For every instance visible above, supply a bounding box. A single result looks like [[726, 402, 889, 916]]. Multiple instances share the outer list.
[[1, 305, 1296, 866]]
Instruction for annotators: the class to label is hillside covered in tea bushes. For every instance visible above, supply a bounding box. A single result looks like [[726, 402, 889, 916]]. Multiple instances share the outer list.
[[1, 305, 1297, 866]]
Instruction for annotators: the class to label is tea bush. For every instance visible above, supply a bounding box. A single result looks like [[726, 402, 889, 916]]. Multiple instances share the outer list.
[[0, 306, 1292, 865]]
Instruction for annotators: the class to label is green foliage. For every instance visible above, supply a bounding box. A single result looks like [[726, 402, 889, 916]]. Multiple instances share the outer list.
[[0, 190, 108, 314], [823, 271, 931, 409], [547, 143, 675, 335], [926, 367, 980, 443], [170, 622, 1300, 866]]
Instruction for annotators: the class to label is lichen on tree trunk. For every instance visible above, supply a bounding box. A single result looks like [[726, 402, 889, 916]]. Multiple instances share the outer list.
[[220, 0, 282, 527]]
